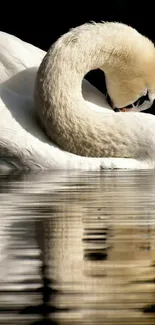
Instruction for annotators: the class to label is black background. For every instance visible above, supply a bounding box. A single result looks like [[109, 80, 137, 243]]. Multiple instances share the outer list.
[[1, 1, 155, 50], [1, 0, 155, 113]]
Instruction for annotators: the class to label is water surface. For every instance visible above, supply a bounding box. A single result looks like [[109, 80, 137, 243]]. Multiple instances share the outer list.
[[0, 170, 155, 324]]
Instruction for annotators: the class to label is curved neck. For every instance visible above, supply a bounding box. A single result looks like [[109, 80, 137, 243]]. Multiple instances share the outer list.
[[34, 22, 155, 159], [36, 23, 112, 105]]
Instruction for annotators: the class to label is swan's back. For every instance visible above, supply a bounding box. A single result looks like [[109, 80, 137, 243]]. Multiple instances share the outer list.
[[0, 30, 120, 172]]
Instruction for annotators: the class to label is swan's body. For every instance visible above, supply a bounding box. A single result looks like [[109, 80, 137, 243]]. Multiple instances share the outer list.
[[0, 23, 155, 172]]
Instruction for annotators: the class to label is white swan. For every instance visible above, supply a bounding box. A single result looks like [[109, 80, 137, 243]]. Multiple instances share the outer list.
[[0, 22, 155, 172]]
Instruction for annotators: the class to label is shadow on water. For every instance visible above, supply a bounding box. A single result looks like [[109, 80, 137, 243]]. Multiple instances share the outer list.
[[0, 169, 155, 324]]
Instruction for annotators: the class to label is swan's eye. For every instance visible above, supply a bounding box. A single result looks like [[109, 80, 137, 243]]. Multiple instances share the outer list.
[[124, 91, 149, 109]]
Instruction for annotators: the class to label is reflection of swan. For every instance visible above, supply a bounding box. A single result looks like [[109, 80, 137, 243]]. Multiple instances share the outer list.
[[1, 22, 155, 172], [0, 171, 155, 322]]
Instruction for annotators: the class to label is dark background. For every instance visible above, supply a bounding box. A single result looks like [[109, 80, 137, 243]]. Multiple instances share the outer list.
[[1, 0, 155, 112], [1, 1, 155, 51]]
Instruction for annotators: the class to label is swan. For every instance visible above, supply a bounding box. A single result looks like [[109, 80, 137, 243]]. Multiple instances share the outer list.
[[1, 22, 155, 172]]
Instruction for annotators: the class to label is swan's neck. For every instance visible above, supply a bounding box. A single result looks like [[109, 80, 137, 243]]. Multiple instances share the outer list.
[[34, 22, 155, 158], [36, 24, 111, 102]]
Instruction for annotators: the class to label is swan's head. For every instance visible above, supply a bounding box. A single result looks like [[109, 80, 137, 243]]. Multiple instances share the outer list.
[[105, 68, 155, 113], [101, 24, 155, 112]]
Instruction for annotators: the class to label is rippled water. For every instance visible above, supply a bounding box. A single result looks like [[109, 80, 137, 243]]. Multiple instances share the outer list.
[[0, 170, 155, 325]]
